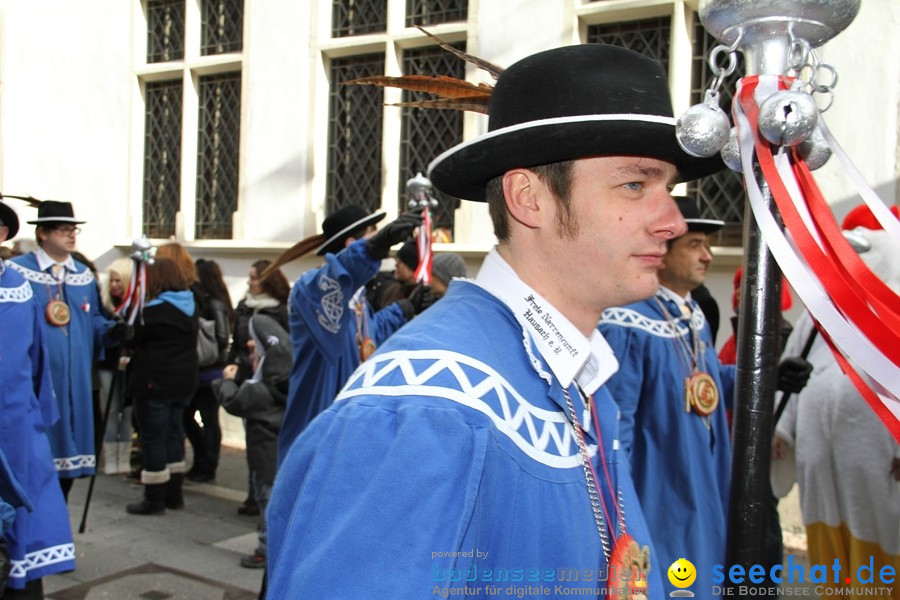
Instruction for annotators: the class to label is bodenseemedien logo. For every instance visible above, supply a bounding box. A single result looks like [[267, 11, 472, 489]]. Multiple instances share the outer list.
[[667, 558, 696, 597]]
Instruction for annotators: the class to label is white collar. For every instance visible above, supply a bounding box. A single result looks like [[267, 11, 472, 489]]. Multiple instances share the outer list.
[[658, 285, 692, 309], [475, 247, 618, 396], [35, 247, 76, 272]]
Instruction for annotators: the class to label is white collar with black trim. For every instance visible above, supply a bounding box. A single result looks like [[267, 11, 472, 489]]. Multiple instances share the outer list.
[[475, 247, 618, 396]]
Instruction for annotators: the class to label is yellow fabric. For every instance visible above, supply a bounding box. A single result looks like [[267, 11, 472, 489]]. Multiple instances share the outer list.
[[806, 521, 899, 600]]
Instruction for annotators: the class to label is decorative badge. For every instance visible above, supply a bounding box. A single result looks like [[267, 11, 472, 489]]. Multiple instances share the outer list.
[[46, 299, 71, 326], [608, 534, 651, 599], [359, 336, 376, 362], [687, 371, 719, 416]]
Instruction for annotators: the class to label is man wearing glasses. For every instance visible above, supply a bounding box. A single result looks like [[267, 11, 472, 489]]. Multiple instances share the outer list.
[[9, 201, 126, 502]]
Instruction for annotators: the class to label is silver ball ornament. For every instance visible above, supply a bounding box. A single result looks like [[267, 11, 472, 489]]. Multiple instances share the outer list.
[[758, 90, 819, 147], [796, 126, 831, 170], [129, 235, 156, 264], [676, 101, 731, 158], [720, 127, 743, 172]]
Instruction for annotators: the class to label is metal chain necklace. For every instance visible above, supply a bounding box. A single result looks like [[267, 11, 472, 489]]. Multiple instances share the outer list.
[[563, 388, 613, 559], [563, 387, 651, 599], [654, 296, 719, 421]]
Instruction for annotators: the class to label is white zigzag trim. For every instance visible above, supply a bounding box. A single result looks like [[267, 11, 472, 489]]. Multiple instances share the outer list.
[[336, 349, 596, 469], [9, 543, 75, 579], [0, 281, 33, 303], [8, 262, 95, 286], [600, 306, 705, 338], [55, 454, 96, 471]]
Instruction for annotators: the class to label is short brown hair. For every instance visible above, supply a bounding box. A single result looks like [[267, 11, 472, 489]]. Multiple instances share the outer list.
[[485, 160, 576, 242], [147, 258, 191, 298]]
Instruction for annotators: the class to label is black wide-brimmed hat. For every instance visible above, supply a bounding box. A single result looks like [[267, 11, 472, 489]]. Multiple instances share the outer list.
[[26, 200, 86, 225], [428, 44, 724, 201], [0, 199, 19, 238], [674, 196, 724, 234], [316, 204, 386, 256]]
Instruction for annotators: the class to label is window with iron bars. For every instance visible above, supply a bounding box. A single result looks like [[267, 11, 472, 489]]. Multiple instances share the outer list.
[[325, 54, 385, 216], [398, 43, 465, 235], [146, 0, 185, 63], [332, 0, 387, 37], [586, 18, 671, 73], [141, 0, 243, 240], [195, 73, 242, 239], [405, 0, 467, 27], [142, 80, 183, 239], [687, 22, 745, 247], [200, 0, 244, 56]]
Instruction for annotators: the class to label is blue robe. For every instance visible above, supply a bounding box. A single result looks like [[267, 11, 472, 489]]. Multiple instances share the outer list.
[[268, 280, 664, 599], [278, 239, 408, 462], [599, 291, 735, 599], [0, 261, 76, 588], [8, 251, 114, 478]]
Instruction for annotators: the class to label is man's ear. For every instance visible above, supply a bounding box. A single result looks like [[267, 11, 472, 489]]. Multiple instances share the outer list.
[[502, 169, 543, 229]]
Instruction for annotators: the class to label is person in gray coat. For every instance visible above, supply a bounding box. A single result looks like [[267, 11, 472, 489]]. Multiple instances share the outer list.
[[214, 314, 290, 569]]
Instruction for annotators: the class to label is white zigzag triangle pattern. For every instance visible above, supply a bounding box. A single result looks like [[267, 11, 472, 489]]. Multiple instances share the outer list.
[[54, 454, 96, 471], [337, 349, 596, 469], [0, 281, 33, 303], [601, 306, 705, 339], [9, 543, 75, 579], [8, 262, 95, 286]]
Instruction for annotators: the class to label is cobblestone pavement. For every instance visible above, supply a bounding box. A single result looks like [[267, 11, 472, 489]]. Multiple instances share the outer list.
[[45, 445, 264, 600]]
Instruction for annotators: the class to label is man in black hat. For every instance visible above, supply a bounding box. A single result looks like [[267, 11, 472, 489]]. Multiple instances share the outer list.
[[598, 196, 734, 597], [9, 201, 126, 502], [268, 45, 723, 598], [599, 197, 811, 597], [276, 204, 431, 463]]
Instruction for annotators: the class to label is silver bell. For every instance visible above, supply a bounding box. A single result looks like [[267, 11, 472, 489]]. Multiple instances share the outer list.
[[758, 90, 819, 147], [796, 126, 831, 171], [720, 127, 743, 172], [129, 235, 156, 264], [676, 92, 731, 158]]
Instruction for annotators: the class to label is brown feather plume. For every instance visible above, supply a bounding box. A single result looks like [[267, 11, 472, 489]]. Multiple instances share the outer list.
[[413, 25, 504, 80], [342, 26, 501, 115], [1, 193, 44, 208], [259, 233, 326, 282]]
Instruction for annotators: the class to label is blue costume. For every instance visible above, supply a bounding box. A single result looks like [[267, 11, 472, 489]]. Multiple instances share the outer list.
[[9, 249, 114, 478], [599, 289, 735, 598], [278, 238, 408, 462], [268, 250, 664, 599], [0, 260, 76, 589]]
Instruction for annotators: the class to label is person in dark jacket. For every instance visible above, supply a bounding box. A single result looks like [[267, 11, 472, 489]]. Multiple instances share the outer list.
[[184, 259, 234, 482], [125, 258, 199, 515], [227, 259, 290, 516], [214, 314, 290, 569], [228, 259, 289, 385]]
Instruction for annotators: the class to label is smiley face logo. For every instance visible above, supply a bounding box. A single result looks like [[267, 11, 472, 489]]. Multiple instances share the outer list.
[[667, 558, 696, 588]]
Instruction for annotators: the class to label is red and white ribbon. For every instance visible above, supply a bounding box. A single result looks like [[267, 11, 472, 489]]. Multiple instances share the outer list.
[[115, 260, 148, 325], [734, 74, 900, 441], [415, 207, 433, 285]]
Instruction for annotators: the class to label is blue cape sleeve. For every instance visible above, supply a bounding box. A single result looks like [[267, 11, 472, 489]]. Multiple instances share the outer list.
[[289, 240, 381, 362], [268, 399, 488, 598], [597, 323, 643, 458], [369, 301, 408, 345], [29, 293, 60, 429]]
